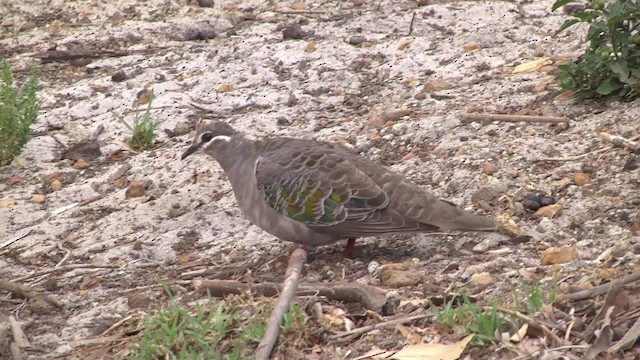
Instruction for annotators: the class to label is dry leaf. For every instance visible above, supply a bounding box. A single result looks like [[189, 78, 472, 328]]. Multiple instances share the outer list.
[[510, 323, 528, 342], [512, 58, 549, 74], [534, 75, 555, 92], [390, 334, 474, 360], [396, 323, 422, 345]]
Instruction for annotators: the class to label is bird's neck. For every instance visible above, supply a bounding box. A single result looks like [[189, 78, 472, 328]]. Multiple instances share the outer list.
[[212, 137, 257, 182]]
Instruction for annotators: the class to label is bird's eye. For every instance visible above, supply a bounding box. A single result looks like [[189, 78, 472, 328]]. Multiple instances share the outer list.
[[200, 132, 213, 143]]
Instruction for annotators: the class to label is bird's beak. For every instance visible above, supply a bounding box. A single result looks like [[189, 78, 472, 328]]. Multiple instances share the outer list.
[[181, 143, 201, 160]]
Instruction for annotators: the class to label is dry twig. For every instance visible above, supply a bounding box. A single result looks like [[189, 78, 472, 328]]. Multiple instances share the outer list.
[[193, 280, 387, 312], [8, 316, 31, 349], [599, 132, 640, 151], [490, 307, 568, 347], [407, 12, 416, 36], [11, 264, 120, 282], [254, 248, 307, 360], [563, 271, 640, 302], [461, 113, 568, 124], [0, 279, 62, 308], [330, 313, 430, 343], [277, 9, 326, 14]]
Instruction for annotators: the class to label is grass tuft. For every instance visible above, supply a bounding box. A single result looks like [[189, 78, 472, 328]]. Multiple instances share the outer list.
[[114, 92, 162, 151]]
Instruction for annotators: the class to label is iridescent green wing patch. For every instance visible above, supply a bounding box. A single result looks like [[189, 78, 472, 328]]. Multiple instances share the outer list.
[[262, 184, 347, 225]]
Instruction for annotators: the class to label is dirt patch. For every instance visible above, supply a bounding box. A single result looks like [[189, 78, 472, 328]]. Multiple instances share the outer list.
[[1, 0, 639, 359]]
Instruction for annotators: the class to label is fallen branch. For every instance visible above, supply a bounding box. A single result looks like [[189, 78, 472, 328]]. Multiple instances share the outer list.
[[8, 316, 31, 349], [277, 9, 326, 14], [461, 113, 568, 124], [0, 229, 33, 250], [533, 147, 612, 162], [599, 132, 640, 152], [193, 280, 387, 312], [0, 279, 63, 308], [535, 134, 640, 162], [33, 49, 134, 63], [491, 307, 568, 347], [563, 271, 640, 302], [254, 248, 307, 360], [330, 313, 430, 343], [12, 264, 120, 282]]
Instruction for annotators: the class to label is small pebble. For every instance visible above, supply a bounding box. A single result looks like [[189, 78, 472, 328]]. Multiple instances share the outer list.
[[346, 35, 368, 46]]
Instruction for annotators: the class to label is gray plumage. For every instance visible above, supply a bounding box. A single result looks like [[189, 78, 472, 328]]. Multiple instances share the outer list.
[[181, 122, 496, 247]]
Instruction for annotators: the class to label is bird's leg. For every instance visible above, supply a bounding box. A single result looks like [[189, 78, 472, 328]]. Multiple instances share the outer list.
[[343, 237, 359, 257]]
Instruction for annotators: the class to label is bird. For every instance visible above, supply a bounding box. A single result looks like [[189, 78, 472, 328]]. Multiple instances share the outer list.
[[181, 121, 496, 250]]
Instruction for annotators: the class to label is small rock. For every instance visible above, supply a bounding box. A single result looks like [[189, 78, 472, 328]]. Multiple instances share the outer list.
[[111, 70, 127, 82], [127, 292, 153, 309], [539, 196, 556, 207], [282, 24, 311, 39], [286, 93, 297, 107], [61, 140, 101, 161], [304, 41, 317, 53], [496, 214, 524, 237], [414, 92, 427, 100], [391, 123, 407, 135], [379, 262, 422, 288], [197, 0, 215, 7], [0, 198, 16, 208], [125, 180, 146, 198], [346, 35, 368, 46], [31, 194, 46, 203], [217, 83, 234, 93], [8, 175, 20, 185], [623, 156, 637, 171], [536, 217, 553, 233], [72, 159, 90, 169], [51, 179, 62, 191], [291, 1, 306, 10], [173, 123, 191, 136], [573, 172, 590, 186], [473, 238, 500, 253], [541, 246, 578, 265], [470, 272, 495, 286], [422, 79, 450, 92], [464, 43, 481, 52], [367, 260, 381, 274], [534, 204, 562, 219], [482, 162, 497, 175]]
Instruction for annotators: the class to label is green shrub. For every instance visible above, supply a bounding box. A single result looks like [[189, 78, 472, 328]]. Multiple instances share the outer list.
[[553, 0, 640, 102], [0, 59, 39, 166]]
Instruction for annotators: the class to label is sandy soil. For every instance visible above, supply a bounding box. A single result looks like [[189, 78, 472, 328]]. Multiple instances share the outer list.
[[1, 0, 639, 359]]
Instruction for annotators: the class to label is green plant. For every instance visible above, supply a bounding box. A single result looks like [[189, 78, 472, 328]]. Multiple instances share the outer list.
[[0, 59, 39, 166], [511, 278, 557, 315], [430, 294, 510, 346], [430, 280, 557, 346], [114, 92, 162, 151], [123, 294, 309, 360], [553, 0, 640, 102]]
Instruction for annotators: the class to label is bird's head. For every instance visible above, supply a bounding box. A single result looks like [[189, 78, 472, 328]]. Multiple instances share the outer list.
[[181, 121, 239, 160]]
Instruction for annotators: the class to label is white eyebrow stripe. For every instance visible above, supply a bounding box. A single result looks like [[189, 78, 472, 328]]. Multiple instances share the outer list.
[[211, 135, 231, 143]]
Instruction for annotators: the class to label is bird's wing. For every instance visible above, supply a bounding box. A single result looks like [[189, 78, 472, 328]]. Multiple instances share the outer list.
[[255, 139, 420, 233]]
